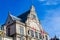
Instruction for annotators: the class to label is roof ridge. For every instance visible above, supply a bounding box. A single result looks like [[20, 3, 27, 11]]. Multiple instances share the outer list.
[[9, 13, 21, 21]]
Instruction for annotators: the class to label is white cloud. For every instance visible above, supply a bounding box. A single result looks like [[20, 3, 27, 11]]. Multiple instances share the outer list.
[[38, 0, 60, 5], [59, 37, 60, 39], [45, 1, 58, 5], [38, 0, 60, 37], [40, 7, 60, 37]]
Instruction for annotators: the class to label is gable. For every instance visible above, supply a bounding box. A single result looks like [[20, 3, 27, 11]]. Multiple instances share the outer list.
[[25, 5, 43, 31], [5, 15, 13, 25], [17, 5, 39, 23]]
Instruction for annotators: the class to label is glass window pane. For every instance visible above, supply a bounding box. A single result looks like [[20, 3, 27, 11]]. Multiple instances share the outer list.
[[35, 32, 38, 38], [31, 30, 34, 37], [46, 35, 48, 40], [6, 28, 10, 36], [20, 37, 24, 40], [0, 36, 2, 40], [20, 27, 24, 35], [39, 33, 42, 39]]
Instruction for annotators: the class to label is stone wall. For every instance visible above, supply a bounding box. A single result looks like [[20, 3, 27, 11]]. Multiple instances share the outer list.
[[0, 36, 13, 40]]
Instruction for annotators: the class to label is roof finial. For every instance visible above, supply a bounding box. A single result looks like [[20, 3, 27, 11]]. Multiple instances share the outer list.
[[31, 5, 35, 12], [31, 0, 35, 11], [8, 11, 12, 16]]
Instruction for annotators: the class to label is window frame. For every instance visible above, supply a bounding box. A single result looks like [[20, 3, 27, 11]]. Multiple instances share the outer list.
[[28, 30, 35, 37], [45, 35, 48, 40], [20, 26, 24, 35], [20, 37, 24, 40], [39, 33, 42, 39], [35, 32, 38, 38]]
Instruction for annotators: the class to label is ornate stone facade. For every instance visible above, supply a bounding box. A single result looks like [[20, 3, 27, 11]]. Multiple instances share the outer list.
[[1, 5, 49, 40]]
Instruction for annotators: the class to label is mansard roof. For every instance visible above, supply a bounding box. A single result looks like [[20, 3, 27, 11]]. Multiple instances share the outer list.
[[17, 5, 36, 23], [8, 5, 36, 23], [17, 10, 30, 23]]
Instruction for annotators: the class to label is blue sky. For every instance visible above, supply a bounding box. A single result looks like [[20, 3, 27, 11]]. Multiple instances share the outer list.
[[0, 0, 60, 38]]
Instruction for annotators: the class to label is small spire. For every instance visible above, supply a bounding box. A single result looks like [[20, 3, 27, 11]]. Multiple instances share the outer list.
[[30, 5, 35, 12], [8, 11, 12, 17]]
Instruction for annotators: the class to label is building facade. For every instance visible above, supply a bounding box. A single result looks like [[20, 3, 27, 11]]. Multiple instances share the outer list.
[[1, 5, 49, 40]]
